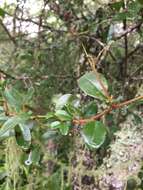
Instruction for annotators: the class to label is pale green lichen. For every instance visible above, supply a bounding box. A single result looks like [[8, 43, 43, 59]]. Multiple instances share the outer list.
[[98, 114, 143, 190]]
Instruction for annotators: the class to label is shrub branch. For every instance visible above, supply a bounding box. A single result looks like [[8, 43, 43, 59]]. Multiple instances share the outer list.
[[73, 95, 143, 125]]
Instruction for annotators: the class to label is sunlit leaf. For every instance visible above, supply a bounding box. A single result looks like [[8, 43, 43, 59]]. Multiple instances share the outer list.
[[4, 88, 23, 112], [15, 125, 31, 149], [55, 110, 72, 121], [81, 121, 107, 148], [50, 121, 61, 129], [84, 102, 98, 117], [59, 123, 70, 135], [19, 123, 31, 142], [45, 112, 54, 120], [55, 94, 72, 110], [0, 114, 29, 138], [0, 8, 5, 18], [78, 71, 108, 100]]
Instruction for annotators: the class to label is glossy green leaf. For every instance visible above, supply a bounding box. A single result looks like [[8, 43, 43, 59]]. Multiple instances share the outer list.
[[4, 88, 23, 112], [0, 117, 21, 138], [50, 121, 61, 129], [59, 123, 70, 135], [81, 121, 107, 149], [78, 71, 108, 100], [50, 121, 70, 135], [0, 113, 9, 121], [110, 1, 124, 11], [45, 112, 54, 120], [0, 8, 5, 18], [0, 130, 14, 140], [15, 125, 31, 149], [0, 114, 29, 138], [65, 104, 81, 117], [55, 94, 72, 109], [84, 102, 98, 117], [19, 123, 31, 142], [55, 110, 72, 121]]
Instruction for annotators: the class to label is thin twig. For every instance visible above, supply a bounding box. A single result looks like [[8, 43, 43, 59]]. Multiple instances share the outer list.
[[115, 21, 142, 40], [0, 19, 16, 45], [73, 95, 143, 125], [0, 69, 15, 79], [4, 10, 66, 33], [82, 44, 112, 101], [123, 0, 128, 80]]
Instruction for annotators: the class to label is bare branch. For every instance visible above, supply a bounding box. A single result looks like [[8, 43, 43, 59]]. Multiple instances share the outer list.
[[0, 19, 17, 45]]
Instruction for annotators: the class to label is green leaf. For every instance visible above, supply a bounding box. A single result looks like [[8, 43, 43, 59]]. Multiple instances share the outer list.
[[128, 99, 143, 109], [15, 125, 31, 149], [65, 104, 81, 117], [0, 168, 7, 180], [110, 1, 124, 11], [0, 113, 9, 121], [84, 102, 98, 117], [55, 110, 72, 121], [0, 8, 5, 18], [50, 121, 61, 129], [137, 0, 143, 5], [0, 117, 21, 137], [0, 129, 14, 140], [19, 53, 33, 61], [50, 121, 70, 135], [78, 71, 108, 100], [23, 87, 34, 104], [47, 171, 61, 190], [30, 147, 41, 164], [45, 112, 54, 120], [55, 94, 72, 110], [4, 88, 23, 112], [19, 123, 31, 142], [133, 114, 142, 125], [81, 121, 107, 149], [113, 12, 130, 21], [0, 114, 29, 138], [59, 123, 70, 135]]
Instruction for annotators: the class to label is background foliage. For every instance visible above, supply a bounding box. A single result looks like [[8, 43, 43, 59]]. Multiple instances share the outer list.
[[0, 0, 143, 189]]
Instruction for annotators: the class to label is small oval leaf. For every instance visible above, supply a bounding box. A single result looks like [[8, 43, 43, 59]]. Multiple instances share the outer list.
[[59, 123, 70, 135], [78, 71, 108, 100], [84, 102, 98, 117], [81, 121, 107, 149], [55, 110, 72, 121], [55, 94, 72, 109]]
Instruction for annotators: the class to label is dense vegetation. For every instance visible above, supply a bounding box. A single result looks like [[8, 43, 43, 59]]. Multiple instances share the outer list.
[[0, 0, 143, 189]]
